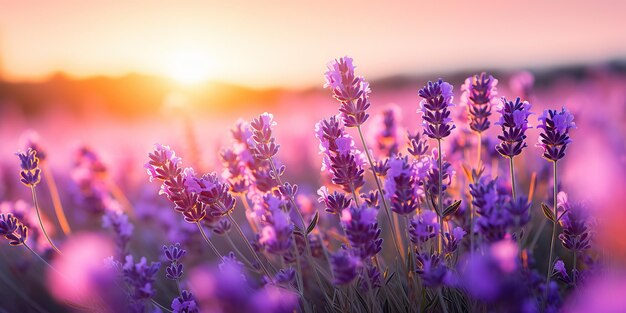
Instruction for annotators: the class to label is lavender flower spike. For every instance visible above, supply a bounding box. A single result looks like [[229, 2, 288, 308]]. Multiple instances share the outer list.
[[418, 79, 456, 139], [461, 72, 498, 133], [537, 107, 576, 162], [17, 148, 41, 187], [324, 56, 371, 127], [495, 97, 532, 158]]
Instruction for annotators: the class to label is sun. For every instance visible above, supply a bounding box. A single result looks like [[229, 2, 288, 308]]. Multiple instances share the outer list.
[[167, 51, 214, 85]]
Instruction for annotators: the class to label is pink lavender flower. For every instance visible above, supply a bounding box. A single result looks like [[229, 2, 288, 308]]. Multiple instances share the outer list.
[[418, 79, 456, 139], [16, 148, 41, 187], [324, 56, 371, 127], [495, 97, 533, 158], [0, 213, 28, 246], [146, 145, 207, 223], [408, 210, 439, 243], [330, 249, 361, 285], [385, 155, 419, 215], [340, 204, 382, 259], [509, 71, 534, 100], [461, 72, 498, 133], [369, 105, 403, 157], [248, 113, 280, 160], [537, 107, 576, 162]]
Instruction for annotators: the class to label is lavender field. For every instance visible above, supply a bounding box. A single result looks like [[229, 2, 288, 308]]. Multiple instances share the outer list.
[[1, 2, 626, 313]]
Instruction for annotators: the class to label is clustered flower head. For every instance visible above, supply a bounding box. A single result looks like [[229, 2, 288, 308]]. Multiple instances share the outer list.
[[340, 204, 383, 259], [385, 155, 420, 215], [495, 97, 533, 158], [408, 210, 439, 243], [418, 79, 456, 139], [163, 243, 187, 280], [16, 148, 41, 187], [324, 56, 371, 127], [557, 192, 591, 252], [461, 72, 498, 133], [102, 210, 134, 259], [470, 176, 512, 242], [0, 213, 28, 246], [537, 107, 576, 162], [330, 249, 361, 285], [369, 105, 403, 157], [121, 255, 161, 311], [248, 113, 280, 160], [315, 115, 365, 193]]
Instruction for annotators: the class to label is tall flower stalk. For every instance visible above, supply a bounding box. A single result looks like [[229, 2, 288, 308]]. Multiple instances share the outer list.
[[537, 107, 575, 301], [495, 97, 532, 200], [17, 148, 63, 255], [418, 79, 456, 253], [324, 56, 403, 260]]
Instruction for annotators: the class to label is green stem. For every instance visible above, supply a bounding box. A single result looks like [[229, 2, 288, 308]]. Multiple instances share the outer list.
[[227, 214, 273, 280], [438, 288, 449, 313], [545, 161, 558, 303], [30, 186, 63, 255], [356, 125, 404, 262], [509, 157, 517, 200], [572, 251, 577, 286], [476, 132, 482, 167], [437, 139, 444, 255], [223, 232, 256, 270], [195, 222, 222, 259]]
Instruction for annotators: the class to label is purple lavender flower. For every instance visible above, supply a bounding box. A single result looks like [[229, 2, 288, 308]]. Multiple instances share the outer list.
[[102, 210, 134, 259], [407, 130, 429, 157], [189, 172, 237, 218], [212, 218, 232, 235], [324, 56, 371, 127], [0, 213, 28, 246], [537, 107, 576, 162], [359, 263, 382, 292], [408, 210, 439, 244], [417, 79, 456, 139], [274, 267, 296, 285], [16, 148, 41, 187], [146, 145, 207, 223], [423, 149, 454, 198], [461, 72, 498, 133], [552, 259, 572, 285], [248, 113, 280, 160], [122, 255, 160, 309], [385, 155, 419, 215], [470, 176, 512, 242], [444, 226, 467, 254], [259, 200, 293, 254], [163, 242, 187, 262], [495, 97, 532, 158], [557, 192, 591, 252], [171, 290, 199, 313], [163, 243, 187, 280], [415, 252, 448, 287], [505, 196, 531, 228], [317, 186, 352, 215], [369, 105, 402, 157], [315, 115, 366, 193], [340, 204, 382, 259], [330, 249, 361, 285]]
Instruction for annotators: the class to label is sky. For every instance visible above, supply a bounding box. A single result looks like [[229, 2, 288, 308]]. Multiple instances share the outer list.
[[0, 0, 625, 88]]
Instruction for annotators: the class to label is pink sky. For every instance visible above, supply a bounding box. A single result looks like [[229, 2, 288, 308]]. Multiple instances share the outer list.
[[0, 0, 625, 87]]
